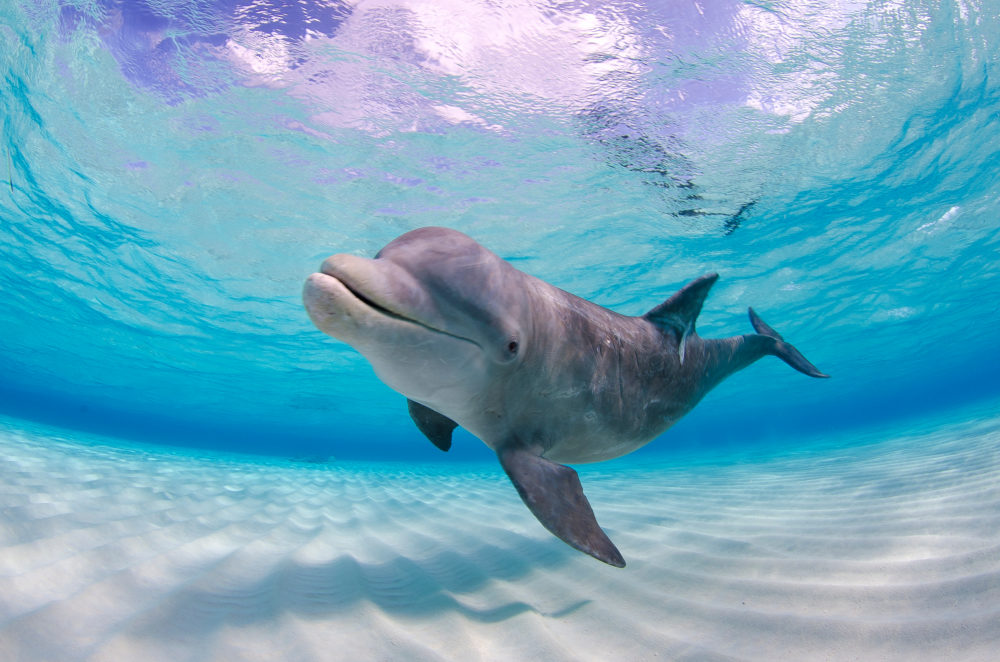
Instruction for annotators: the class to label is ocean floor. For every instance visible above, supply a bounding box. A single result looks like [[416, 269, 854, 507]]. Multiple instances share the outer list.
[[1, 410, 999, 661]]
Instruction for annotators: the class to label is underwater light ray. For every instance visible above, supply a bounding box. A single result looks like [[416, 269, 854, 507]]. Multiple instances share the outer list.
[[1, 0, 1000, 658]]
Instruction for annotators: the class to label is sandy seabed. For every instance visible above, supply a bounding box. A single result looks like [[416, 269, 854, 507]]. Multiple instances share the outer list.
[[1, 413, 998, 662]]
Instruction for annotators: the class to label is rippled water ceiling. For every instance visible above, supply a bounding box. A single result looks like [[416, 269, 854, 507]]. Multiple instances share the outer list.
[[2, 0, 999, 459], [3, 2, 1000, 660]]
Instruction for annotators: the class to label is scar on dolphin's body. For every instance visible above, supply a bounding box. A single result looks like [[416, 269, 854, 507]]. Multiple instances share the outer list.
[[303, 227, 828, 567]]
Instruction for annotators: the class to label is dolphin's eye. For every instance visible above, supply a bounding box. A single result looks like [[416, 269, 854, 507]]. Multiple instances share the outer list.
[[497, 334, 520, 363]]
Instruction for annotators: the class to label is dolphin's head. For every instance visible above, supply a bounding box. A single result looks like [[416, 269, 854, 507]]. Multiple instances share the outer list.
[[303, 227, 526, 407]]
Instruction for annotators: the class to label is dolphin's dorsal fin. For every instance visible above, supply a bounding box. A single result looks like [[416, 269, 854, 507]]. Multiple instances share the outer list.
[[407, 399, 458, 452], [498, 445, 625, 567], [643, 273, 718, 362]]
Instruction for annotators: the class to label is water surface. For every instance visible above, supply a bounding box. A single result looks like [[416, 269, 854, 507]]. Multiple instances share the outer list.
[[1, 1, 999, 659]]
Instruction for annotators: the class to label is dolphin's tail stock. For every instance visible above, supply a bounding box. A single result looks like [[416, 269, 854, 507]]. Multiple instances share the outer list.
[[747, 308, 829, 378], [701, 308, 829, 388]]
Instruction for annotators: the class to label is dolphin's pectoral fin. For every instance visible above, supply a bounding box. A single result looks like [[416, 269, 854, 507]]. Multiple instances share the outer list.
[[407, 399, 458, 452], [643, 273, 719, 362], [498, 446, 626, 568]]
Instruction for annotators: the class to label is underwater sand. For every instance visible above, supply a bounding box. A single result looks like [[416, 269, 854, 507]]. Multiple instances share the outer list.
[[3, 1, 1000, 660], [2, 410, 998, 662]]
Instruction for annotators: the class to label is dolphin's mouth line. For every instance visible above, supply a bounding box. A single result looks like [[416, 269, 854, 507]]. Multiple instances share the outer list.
[[342, 281, 411, 322], [325, 272, 481, 348]]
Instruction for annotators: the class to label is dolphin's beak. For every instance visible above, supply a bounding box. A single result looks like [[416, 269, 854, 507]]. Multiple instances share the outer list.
[[304, 256, 479, 349], [302, 271, 353, 333], [312, 255, 408, 322], [318, 255, 342, 278]]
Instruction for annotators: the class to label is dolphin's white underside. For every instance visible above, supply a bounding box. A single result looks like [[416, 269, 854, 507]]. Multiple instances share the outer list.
[[2, 410, 999, 661]]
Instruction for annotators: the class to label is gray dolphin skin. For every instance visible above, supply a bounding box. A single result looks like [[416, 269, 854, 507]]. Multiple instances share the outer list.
[[303, 227, 828, 568]]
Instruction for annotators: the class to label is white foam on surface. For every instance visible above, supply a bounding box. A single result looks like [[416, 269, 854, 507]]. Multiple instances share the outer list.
[[1, 415, 999, 661]]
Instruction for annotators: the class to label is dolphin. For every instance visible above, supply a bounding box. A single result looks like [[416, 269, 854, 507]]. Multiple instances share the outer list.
[[303, 227, 828, 567]]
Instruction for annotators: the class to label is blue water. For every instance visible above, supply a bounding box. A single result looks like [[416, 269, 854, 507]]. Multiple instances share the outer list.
[[2, 2, 1000, 659], [3, 0, 999, 464]]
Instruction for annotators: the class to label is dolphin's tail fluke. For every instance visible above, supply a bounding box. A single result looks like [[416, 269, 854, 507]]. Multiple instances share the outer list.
[[748, 308, 829, 378]]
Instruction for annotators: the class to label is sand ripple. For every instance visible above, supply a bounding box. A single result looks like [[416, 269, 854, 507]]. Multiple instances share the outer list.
[[1, 414, 999, 661]]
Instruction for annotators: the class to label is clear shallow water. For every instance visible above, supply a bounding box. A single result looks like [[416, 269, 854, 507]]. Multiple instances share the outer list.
[[2, 0, 998, 459], [1, 0, 1000, 658], [3, 404, 1000, 660]]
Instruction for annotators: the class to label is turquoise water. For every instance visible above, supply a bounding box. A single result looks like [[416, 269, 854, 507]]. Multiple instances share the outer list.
[[2, 1, 1000, 659], [2, 0, 997, 462]]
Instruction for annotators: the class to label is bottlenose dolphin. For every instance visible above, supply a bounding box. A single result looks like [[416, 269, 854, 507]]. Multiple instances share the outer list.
[[303, 227, 828, 567]]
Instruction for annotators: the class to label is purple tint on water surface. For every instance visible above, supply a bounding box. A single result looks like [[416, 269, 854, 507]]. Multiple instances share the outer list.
[[57, 0, 353, 100]]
